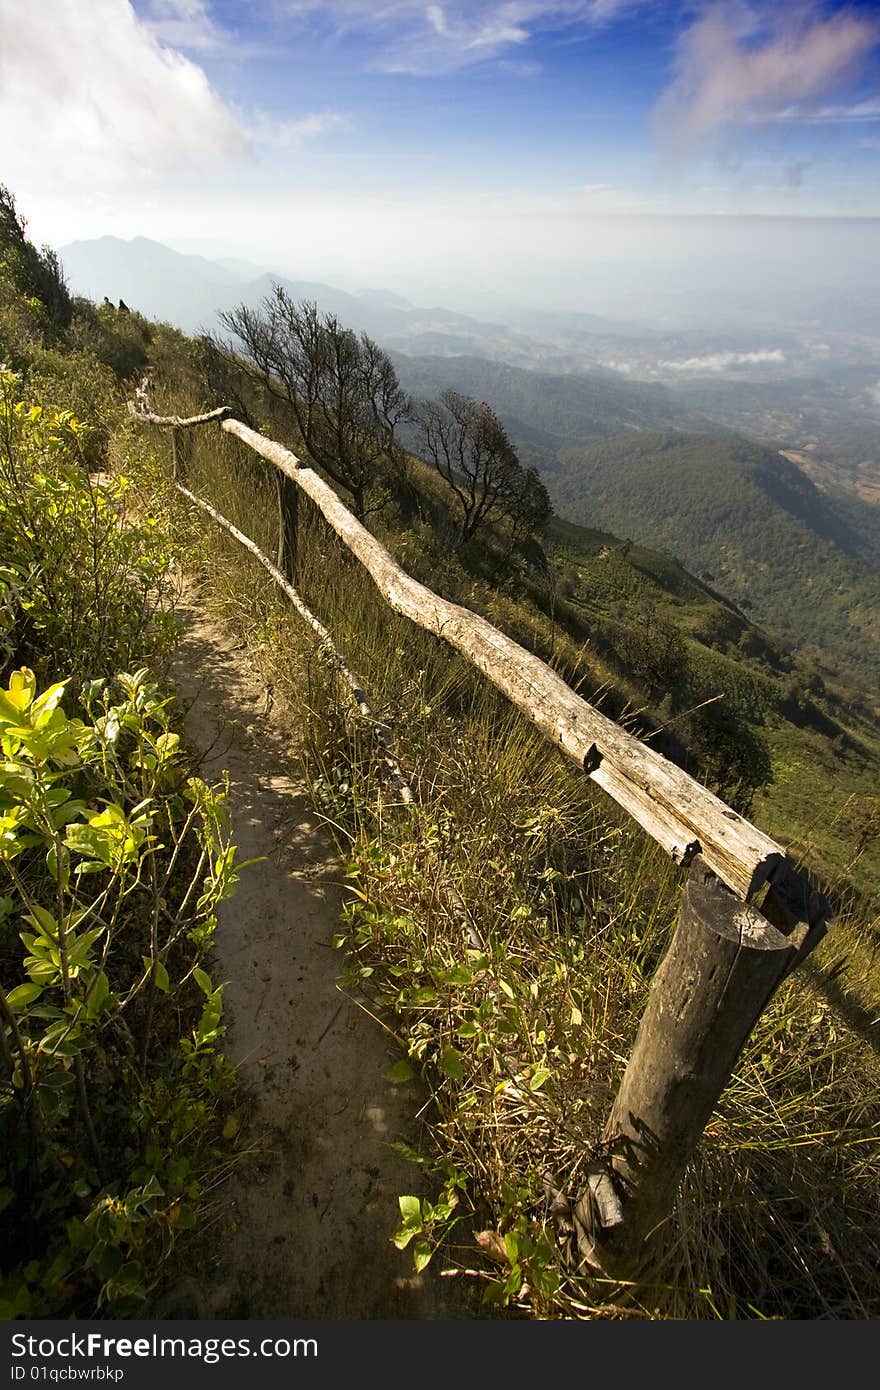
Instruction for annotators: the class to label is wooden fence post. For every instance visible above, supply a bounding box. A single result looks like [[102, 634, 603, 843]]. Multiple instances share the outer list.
[[276, 470, 299, 581], [573, 857, 827, 1279], [170, 426, 184, 485]]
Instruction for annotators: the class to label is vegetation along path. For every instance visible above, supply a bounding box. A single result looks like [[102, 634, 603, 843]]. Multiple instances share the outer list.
[[168, 582, 458, 1319]]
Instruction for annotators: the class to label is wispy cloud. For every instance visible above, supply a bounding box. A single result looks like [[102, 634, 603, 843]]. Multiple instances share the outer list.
[[139, 0, 225, 51], [770, 98, 880, 125], [282, 1, 636, 74], [251, 111, 350, 148], [653, 3, 880, 155]]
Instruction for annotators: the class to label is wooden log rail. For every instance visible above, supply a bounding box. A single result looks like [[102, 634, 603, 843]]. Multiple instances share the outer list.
[[129, 395, 830, 1282], [221, 418, 788, 902], [127, 401, 412, 802]]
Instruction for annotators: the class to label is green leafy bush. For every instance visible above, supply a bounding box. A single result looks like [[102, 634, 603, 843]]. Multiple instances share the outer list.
[[0, 370, 177, 688], [0, 667, 243, 1315]]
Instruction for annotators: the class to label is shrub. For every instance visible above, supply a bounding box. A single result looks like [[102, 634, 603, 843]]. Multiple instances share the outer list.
[[0, 370, 177, 688]]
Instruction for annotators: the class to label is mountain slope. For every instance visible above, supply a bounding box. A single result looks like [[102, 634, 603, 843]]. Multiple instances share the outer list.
[[551, 430, 880, 682], [393, 352, 703, 471]]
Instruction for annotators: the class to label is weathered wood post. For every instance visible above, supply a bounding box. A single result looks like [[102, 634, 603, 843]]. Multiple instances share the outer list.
[[276, 469, 299, 581], [573, 857, 828, 1279], [170, 426, 183, 484]]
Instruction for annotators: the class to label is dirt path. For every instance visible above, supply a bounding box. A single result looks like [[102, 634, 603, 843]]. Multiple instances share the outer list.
[[168, 583, 469, 1319]]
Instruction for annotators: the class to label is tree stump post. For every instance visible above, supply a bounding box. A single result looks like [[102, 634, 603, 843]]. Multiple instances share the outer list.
[[276, 469, 299, 581], [573, 856, 827, 1279]]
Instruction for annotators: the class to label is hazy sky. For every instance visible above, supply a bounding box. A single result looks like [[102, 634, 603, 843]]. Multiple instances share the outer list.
[[1, 1, 879, 304]]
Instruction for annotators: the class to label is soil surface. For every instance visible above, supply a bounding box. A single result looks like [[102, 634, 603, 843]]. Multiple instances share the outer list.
[[165, 583, 472, 1319]]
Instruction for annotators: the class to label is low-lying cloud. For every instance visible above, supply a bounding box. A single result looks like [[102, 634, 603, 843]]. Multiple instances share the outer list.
[[659, 349, 786, 373]]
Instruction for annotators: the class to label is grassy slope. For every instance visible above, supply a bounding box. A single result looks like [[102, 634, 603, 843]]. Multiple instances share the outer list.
[[532, 516, 880, 900]]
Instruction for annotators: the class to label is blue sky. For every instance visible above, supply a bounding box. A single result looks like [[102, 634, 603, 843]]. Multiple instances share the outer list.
[[1, 1, 879, 300]]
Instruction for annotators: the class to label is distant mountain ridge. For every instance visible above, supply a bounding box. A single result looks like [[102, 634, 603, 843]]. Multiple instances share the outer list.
[[59, 234, 560, 367]]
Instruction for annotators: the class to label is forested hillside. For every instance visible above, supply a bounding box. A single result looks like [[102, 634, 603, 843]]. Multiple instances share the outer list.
[[394, 352, 702, 472], [551, 430, 880, 687]]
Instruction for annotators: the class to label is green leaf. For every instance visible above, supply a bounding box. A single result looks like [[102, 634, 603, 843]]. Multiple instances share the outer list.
[[409, 986, 437, 1006], [412, 1239, 433, 1273], [397, 1195, 422, 1226], [192, 966, 213, 996], [31, 680, 69, 724], [26, 904, 56, 940], [85, 971, 110, 1016], [440, 1046, 464, 1080], [437, 965, 472, 986], [386, 1058, 415, 1084], [154, 732, 180, 763], [5, 669, 36, 714], [6, 982, 42, 1011]]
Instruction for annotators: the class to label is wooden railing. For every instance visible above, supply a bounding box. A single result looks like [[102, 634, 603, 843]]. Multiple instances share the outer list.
[[129, 398, 830, 1279]]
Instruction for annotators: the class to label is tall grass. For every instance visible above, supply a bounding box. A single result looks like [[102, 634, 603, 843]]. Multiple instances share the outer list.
[[143, 399, 880, 1320]]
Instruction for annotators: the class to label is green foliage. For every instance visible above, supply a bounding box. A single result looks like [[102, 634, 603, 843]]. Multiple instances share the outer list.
[[0, 370, 177, 687], [0, 240, 244, 1317], [615, 603, 688, 700], [0, 185, 71, 341], [0, 667, 243, 1315]]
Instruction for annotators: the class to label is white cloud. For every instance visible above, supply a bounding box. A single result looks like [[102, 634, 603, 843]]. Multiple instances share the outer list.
[[659, 349, 786, 373], [0, 0, 249, 184], [282, 1, 634, 74], [0, 0, 349, 195], [653, 3, 879, 154]]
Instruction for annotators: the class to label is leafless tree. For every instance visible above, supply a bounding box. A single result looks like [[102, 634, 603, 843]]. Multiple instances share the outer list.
[[219, 287, 410, 518], [417, 390, 551, 547]]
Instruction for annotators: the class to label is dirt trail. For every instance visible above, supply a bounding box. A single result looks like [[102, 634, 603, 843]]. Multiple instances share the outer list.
[[168, 583, 468, 1319]]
